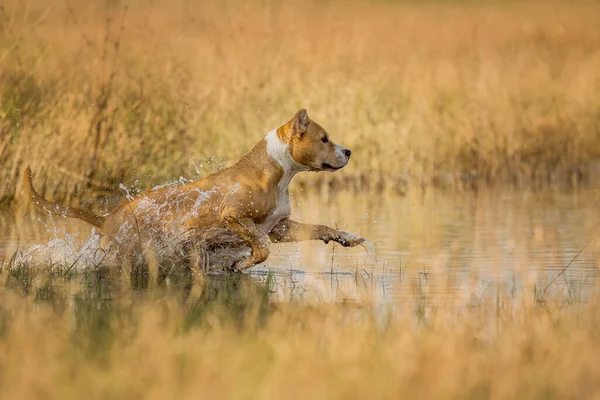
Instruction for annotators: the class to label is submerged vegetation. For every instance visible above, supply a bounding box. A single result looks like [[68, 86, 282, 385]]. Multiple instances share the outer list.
[[1, 0, 600, 206]]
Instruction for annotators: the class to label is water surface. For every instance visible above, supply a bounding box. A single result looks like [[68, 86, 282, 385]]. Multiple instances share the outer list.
[[2, 188, 599, 305]]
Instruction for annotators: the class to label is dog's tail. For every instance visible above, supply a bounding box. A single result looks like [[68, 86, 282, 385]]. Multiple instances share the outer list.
[[23, 166, 106, 229]]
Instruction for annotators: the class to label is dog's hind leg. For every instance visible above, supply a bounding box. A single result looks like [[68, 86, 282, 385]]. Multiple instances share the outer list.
[[220, 216, 269, 271]]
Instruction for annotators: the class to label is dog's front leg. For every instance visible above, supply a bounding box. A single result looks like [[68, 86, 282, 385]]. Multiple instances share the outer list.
[[270, 218, 365, 247], [220, 215, 269, 270]]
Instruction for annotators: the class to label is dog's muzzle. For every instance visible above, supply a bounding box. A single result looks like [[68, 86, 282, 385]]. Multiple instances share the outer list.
[[336, 144, 351, 162], [321, 145, 351, 171]]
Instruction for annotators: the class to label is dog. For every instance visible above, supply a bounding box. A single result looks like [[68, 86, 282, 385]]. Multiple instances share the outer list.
[[23, 109, 366, 271]]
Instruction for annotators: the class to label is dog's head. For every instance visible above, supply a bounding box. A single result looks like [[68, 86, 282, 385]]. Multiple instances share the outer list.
[[282, 109, 351, 172]]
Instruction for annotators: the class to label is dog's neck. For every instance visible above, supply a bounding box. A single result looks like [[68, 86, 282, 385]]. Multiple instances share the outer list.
[[264, 128, 310, 184]]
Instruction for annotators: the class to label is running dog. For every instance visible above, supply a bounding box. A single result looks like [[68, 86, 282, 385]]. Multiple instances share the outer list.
[[23, 109, 365, 271]]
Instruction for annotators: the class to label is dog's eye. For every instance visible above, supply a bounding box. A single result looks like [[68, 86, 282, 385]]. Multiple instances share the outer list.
[[321, 137, 328, 143]]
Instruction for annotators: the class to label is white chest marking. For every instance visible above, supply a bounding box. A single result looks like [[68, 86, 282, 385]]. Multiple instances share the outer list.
[[256, 129, 308, 234]]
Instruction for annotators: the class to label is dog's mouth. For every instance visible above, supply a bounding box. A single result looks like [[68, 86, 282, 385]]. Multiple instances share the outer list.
[[321, 162, 343, 171]]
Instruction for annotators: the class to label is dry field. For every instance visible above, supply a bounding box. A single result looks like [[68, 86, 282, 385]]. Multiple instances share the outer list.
[[0, 271, 599, 399], [1, 0, 600, 207]]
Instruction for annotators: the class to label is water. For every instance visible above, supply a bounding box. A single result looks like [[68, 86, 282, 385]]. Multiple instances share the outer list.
[[1, 188, 599, 305]]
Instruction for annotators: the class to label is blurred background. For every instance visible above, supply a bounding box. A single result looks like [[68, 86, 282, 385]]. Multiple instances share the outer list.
[[1, 0, 600, 207]]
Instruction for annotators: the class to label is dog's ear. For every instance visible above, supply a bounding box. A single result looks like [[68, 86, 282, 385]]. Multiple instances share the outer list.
[[292, 109, 309, 136]]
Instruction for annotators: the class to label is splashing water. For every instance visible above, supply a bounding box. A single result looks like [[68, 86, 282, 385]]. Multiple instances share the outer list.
[[360, 238, 377, 263], [15, 230, 111, 273], [12, 226, 252, 274], [10, 178, 374, 275], [119, 183, 135, 201]]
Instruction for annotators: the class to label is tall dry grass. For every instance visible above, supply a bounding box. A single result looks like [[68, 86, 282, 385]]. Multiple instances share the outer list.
[[0, 274, 599, 399], [1, 0, 600, 206]]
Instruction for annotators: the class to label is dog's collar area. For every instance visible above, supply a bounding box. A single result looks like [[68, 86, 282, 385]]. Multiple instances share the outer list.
[[264, 129, 311, 174]]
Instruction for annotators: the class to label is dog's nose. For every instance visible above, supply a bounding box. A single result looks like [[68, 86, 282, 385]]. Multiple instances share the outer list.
[[343, 149, 352, 158]]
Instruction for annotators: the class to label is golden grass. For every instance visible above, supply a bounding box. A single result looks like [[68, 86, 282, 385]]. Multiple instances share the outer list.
[[1, 275, 599, 399], [1, 0, 600, 206]]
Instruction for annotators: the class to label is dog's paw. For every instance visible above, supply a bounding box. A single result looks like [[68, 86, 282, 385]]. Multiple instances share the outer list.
[[232, 258, 251, 272], [333, 231, 365, 247], [231, 243, 269, 271]]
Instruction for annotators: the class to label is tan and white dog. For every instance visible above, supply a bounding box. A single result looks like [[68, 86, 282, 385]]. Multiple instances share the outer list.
[[24, 109, 365, 271]]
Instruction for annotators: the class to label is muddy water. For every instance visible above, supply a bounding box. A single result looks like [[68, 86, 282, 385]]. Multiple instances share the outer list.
[[1, 189, 599, 304]]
